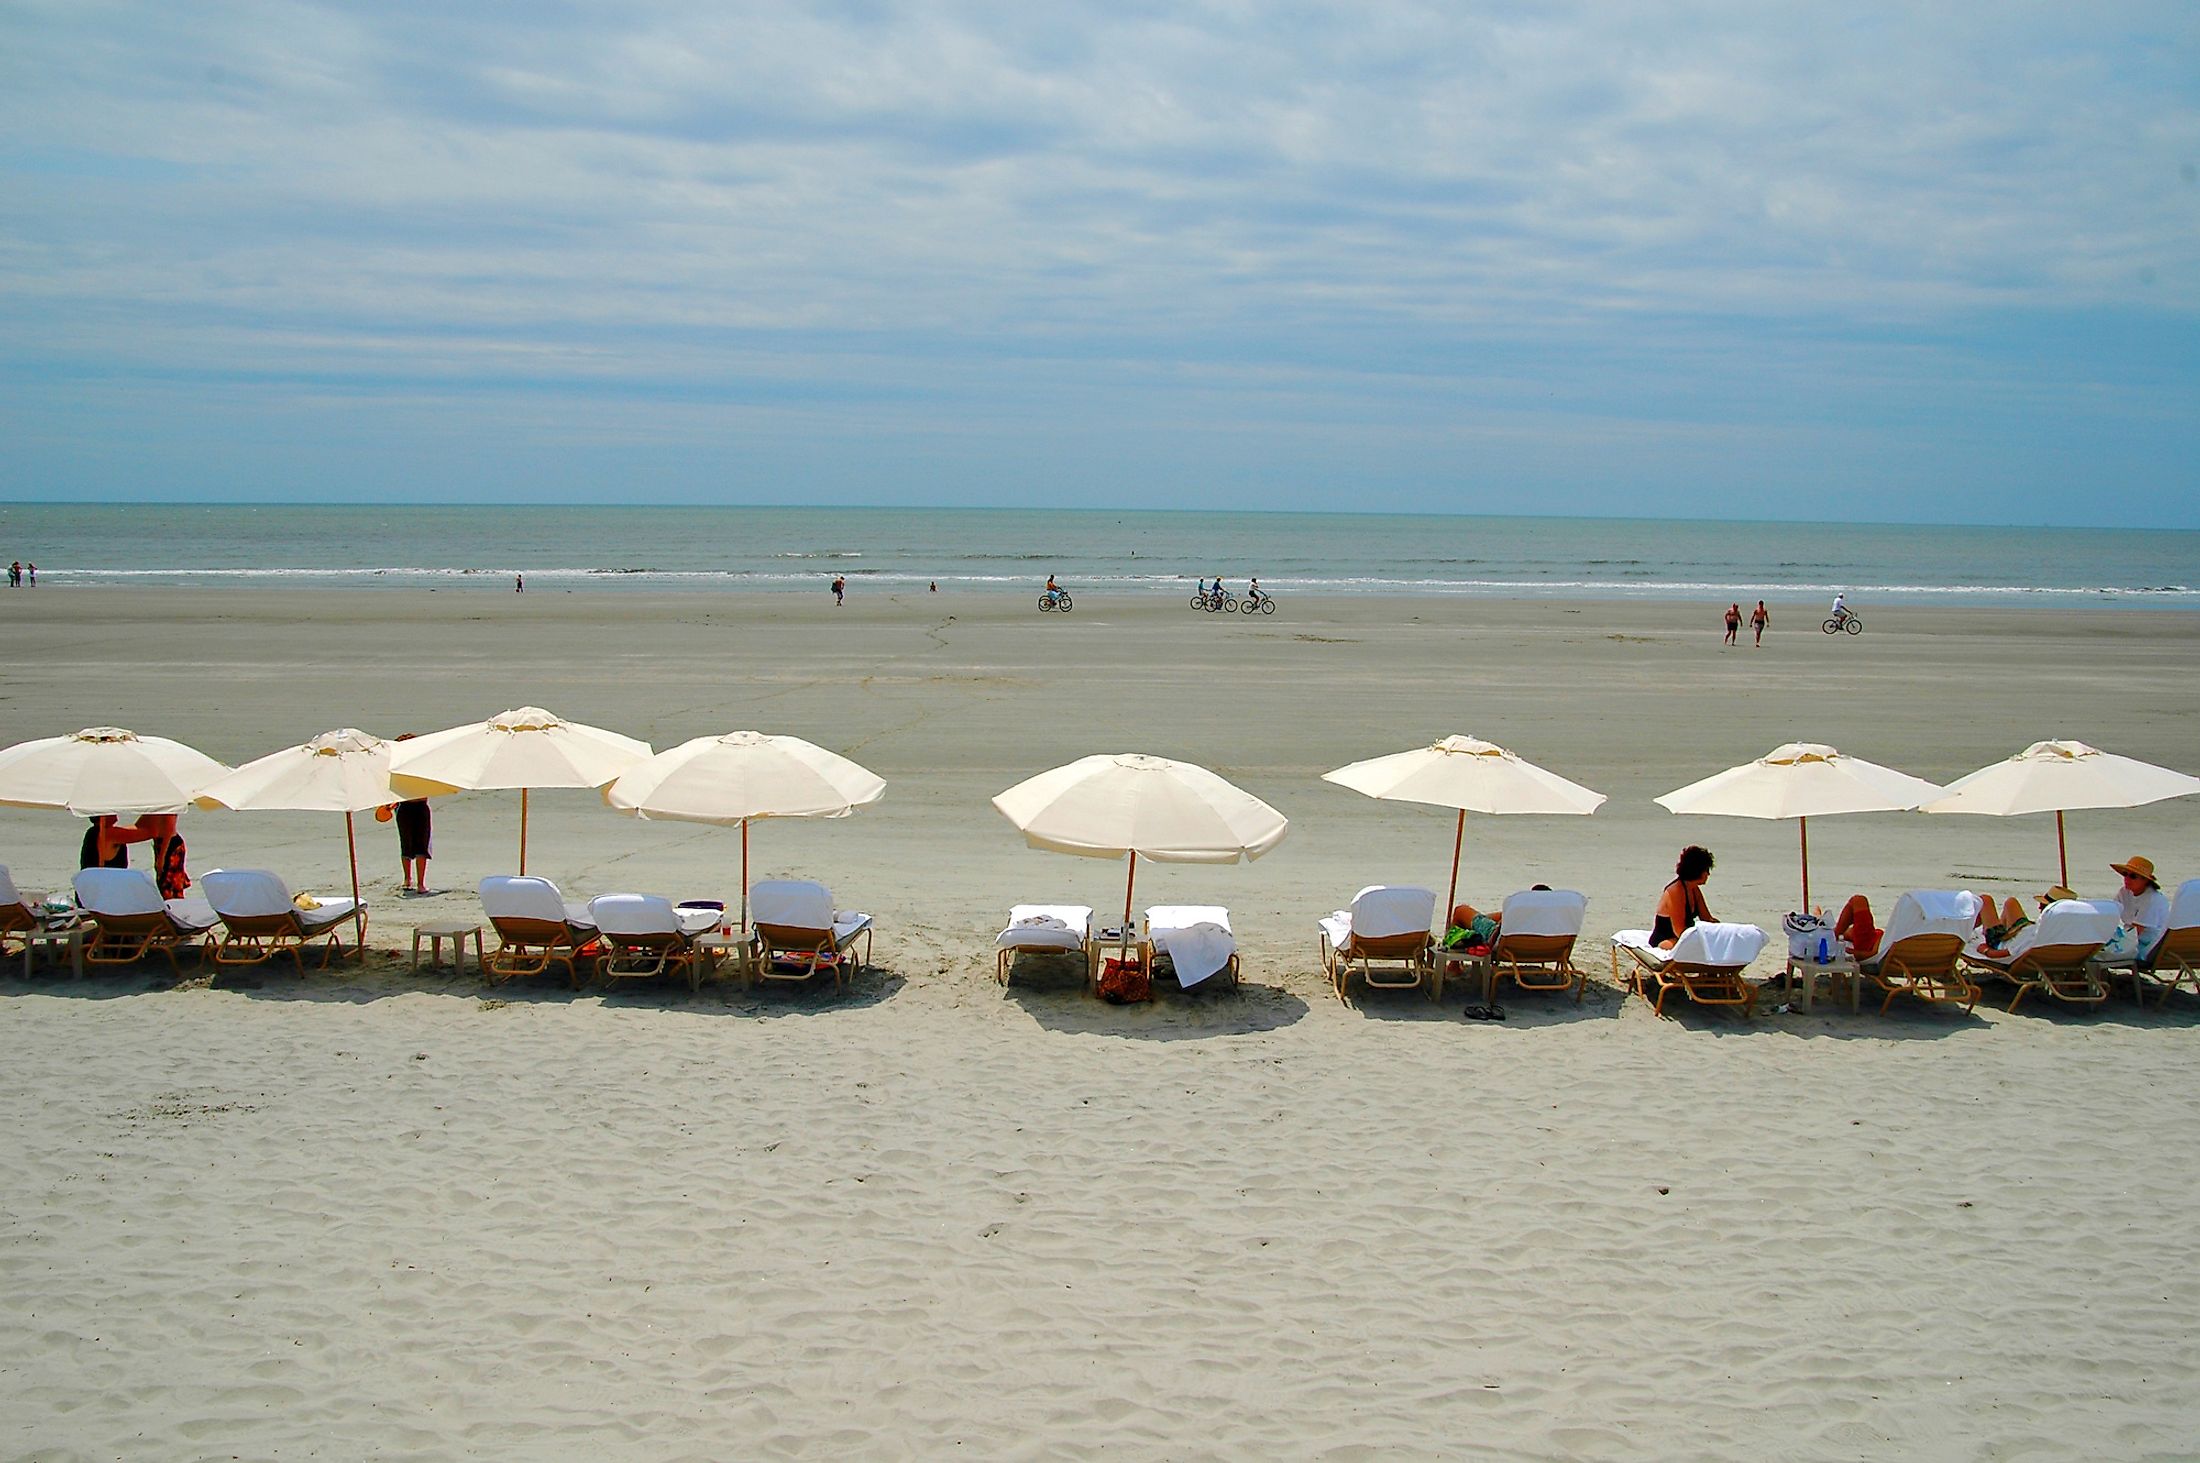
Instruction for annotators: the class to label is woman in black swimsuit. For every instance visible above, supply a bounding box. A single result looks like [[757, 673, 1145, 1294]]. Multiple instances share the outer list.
[[1652, 845, 1715, 949]]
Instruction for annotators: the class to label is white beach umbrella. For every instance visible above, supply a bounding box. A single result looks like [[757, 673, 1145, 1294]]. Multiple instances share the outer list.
[[390, 707, 651, 874], [196, 727, 397, 955], [992, 753, 1289, 964], [1655, 741, 1947, 909], [0, 726, 230, 815], [606, 730, 887, 926], [1921, 739, 2200, 887], [1322, 734, 1606, 921]]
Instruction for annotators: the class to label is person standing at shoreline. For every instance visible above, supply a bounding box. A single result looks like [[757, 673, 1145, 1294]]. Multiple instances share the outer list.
[[1750, 600, 1769, 647], [832, 574, 846, 606]]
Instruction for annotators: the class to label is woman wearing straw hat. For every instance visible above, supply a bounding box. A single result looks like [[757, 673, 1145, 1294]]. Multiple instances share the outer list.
[[2113, 855, 2169, 964]]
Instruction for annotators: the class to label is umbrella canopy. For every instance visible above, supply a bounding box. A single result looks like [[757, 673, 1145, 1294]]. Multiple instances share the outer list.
[[0, 726, 230, 814], [992, 753, 1289, 965], [390, 707, 651, 874], [993, 753, 1288, 864], [1322, 734, 1605, 919], [195, 727, 396, 955], [606, 731, 887, 925], [1656, 742, 1947, 908], [197, 728, 397, 814], [1921, 739, 2200, 886]]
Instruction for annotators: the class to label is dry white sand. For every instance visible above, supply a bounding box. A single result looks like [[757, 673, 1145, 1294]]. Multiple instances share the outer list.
[[3, 587, 2198, 1459]]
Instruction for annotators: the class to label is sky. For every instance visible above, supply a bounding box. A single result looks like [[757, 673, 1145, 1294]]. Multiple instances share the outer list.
[[2, 2, 2196, 524]]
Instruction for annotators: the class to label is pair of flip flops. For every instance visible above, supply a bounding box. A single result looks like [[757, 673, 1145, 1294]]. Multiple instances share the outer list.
[[1461, 1003, 1506, 1022]]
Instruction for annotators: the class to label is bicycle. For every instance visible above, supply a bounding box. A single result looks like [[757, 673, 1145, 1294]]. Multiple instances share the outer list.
[[1238, 590, 1275, 615], [1204, 590, 1236, 613], [1820, 613, 1861, 635], [1039, 590, 1073, 613]]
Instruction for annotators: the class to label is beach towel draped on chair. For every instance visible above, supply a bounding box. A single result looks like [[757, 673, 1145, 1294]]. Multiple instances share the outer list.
[[1317, 885, 1435, 1001], [1611, 922, 1768, 1018], [587, 893, 718, 992], [480, 875, 599, 987], [994, 904, 1095, 989], [73, 867, 217, 971], [750, 879, 872, 993], [1961, 898, 2117, 1011], [201, 868, 363, 970], [1146, 905, 1239, 990], [1857, 890, 1980, 1013]]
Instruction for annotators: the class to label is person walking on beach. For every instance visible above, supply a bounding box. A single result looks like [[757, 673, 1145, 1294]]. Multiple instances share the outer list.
[[1750, 600, 1769, 647], [25, 562, 34, 587], [515, 573, 524, 594], [8, 561, 19, 588], [1722, 603, 1741, 646], [831, 574, 846, 606], [383, 733, 433, 895]]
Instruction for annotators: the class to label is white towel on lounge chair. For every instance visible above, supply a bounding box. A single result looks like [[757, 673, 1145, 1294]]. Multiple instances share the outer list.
[[1496, 888, 1587, 938], [1318, 884, 1434, 952], [73, 867, 218, 933], [588, 894, 718, 939], [750, 879, 873, 945], [1145, 904, 1235, 988], [480, 875, 596, 932], [997, 904, 1091, 952], [1859, 890, 1978, 971], [1614, 922, 1767, 967], [202, 868, 358, 931], [1969, 899, 2116, 965]]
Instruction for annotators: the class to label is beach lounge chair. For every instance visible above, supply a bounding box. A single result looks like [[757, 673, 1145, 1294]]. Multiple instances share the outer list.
[[200, 868, 363, 971], [749, 879, 872, 993], [479, 875, 599, 987], [1145, 905, 1239, 991], [0, 865, 37, 960], [1960, 898, 2117, 1012], [1317, 885, 1435, 1002], [73, 867, 218, 971], [1475, 888, 1590, 1004], [1857, 890, 1981, 1014], [2132, 879, 2200, 1006], [1610, 922, 1769, 1018], [587, 894, 719, 992], [995, 904, 1096, 990]]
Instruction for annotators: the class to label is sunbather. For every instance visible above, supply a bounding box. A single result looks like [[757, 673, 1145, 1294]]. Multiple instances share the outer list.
[[1651, 846, 1715, 949], [1833, 894, 1882, 960], [2112, 855, 2169, 964]]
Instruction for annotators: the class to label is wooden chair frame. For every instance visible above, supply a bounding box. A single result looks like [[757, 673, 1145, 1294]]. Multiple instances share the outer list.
[[1322, 928, 1432, 1002], [1611, 943, 1757, 1018], [1963, 943, 2108, 1012], [211, 910, 359, 972], [752, 920, 872, 994], [594, 928, 705, 992], [996, 937, 1099, 991], [1477, 932, 1585, 1004], [85, 912, 214, 972], [1860, 933, 1977, 1014], [484, 916, 596, 988], [2135, 928, 2200, 1006]]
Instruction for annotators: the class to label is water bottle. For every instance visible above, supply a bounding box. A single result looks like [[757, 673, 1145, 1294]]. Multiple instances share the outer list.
[[1816, 934, 1830, 965]]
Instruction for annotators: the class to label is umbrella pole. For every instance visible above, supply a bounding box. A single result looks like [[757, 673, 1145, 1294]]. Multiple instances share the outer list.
[[2056, 809, 2068, 888], [519, 788, 529, 876], [1799, 816, 1810, 911], [740, 819, 750, 929], [1121, 852, 1138, 964], [1446, 809, 1465, 923], [345, 810, 364, 962]]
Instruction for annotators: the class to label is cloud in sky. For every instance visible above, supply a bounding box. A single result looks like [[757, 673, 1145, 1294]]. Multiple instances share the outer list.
[[2, 1, 2195, 522]]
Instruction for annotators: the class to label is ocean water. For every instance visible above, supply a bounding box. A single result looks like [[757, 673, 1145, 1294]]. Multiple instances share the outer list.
[[0, 504, 2194, 607]]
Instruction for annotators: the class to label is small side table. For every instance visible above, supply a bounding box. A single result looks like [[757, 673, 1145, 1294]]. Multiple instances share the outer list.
[[1778, 953, 1860, 1013], [23, 923, 89, 979], [697, 932, 751, 987], [413, 919, 484, 977]]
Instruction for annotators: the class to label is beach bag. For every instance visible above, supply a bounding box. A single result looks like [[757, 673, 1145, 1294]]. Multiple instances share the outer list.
[[1098, 955, 1151, 1004], [1784, 911, 1832, 960]]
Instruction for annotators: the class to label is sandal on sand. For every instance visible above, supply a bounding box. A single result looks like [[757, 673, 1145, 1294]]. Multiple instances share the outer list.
[[1462, 1003, 1506, 1021]]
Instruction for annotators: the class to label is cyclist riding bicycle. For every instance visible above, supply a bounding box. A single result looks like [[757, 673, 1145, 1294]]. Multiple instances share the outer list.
[[1247, 577, 1266, 606], [1830, 592, 1850, 628], [1043, 574, 1064, 608]]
